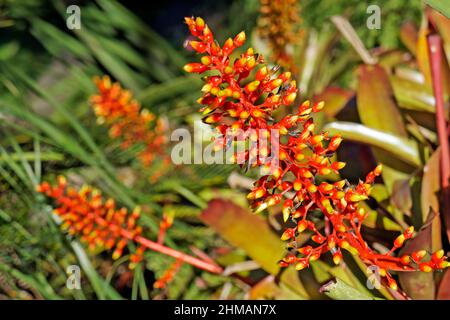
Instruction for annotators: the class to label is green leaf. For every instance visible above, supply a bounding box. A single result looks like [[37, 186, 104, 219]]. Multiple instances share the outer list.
[[323, 121, 421, 167], [0, 263, 62, 300], [421, 149, 442, 251], [314, 86, 354, 118], [390, 75, 438, 113], [71, 241, 123, 300], [137, 76, 202, 107], [357, 64, 407, 137], [200, 199, 309, 298], [319, 278, 378, 300], [425, 0, 450, 19]]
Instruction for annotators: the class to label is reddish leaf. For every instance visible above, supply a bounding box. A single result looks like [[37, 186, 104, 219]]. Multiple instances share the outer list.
[[200, 199, 309, 298], [437, 269, 450, 300], [400, 22, 418, 55], [398, 211, 438, 299], [314, 86, 354, 118], [357, 64, 407, 137]]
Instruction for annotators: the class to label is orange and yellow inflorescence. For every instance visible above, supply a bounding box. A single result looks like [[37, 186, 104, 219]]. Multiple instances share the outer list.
[[183, 16, 449, 291], [153, 259, 183, 289], [36, 176, 146, 268], [36, 177, 224, 275], [257, 0, 303, 70], [91, 75, 167, 167]]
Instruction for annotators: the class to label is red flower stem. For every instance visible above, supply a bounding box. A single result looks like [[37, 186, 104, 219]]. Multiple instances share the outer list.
[[89, 216, 222, 274], [119, 228, 223, 274], [427, 34, 450, 240]]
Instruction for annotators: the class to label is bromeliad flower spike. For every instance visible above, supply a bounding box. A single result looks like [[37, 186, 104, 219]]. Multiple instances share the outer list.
[[91, 75, 167, 167], [183, 16, 449, 291], [36, 176, 222, 274]]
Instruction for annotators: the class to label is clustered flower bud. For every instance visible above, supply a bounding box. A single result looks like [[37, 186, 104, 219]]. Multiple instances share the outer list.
[[153, 259, 183, 289], [37, 177, 224, 276], [36, 176, 145, 268], [257, 0, 303, 70], [184, 17, 449, 291], [91, 75, 167, 167]]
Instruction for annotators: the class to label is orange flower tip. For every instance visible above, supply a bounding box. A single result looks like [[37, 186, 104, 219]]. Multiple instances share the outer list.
[[332, 252, 342, 265], [282, 208, 290, 223], [281, 228, 295, 241], [309, 253, 320, 262], [374, 164, 383, 176], [388, 280, 398, 291], [439, 261, 450, 269], [295, 260, 308, 271], [254, 202, 268, 214], [404, 226, 414, 238], [246, 80, 260, 92], [201, 84, 212, 93], [284, 92, 297, 104], [312, 235, 325, 244], [312, 101, 325, 113], [332, 162, 346, 170], [232, 90, 241, 99], [349, 194, 368, 202], [378, 268, 387, 277], [411, 250, 427, 263], [239, 110, 250, 119], [419, 263, 433, 273], [204, 114, 221, 124], [269, 78, 283, 90], [279, 260, 289, 268], [195, 17, 205, 28], [57, 175, 67, 185], [432, 249, 445, 260], [280, 72, 291, 81], [183, 64, 193, 73], [183, 63, 207, 73], [190, 40, 207, 53], [334, 180, 346, 189], [297, 220, 308, 233], [400, 255, 411, 265], [112, 250, 122, 260], [129, 263, 137, 270], [394, 234, 405, 247], [233, 31, 246, 46], [293, 180, 302, 191], [246, 57, 256, 68], [300, 100, 310, 109], [201, 56, 212, 65]]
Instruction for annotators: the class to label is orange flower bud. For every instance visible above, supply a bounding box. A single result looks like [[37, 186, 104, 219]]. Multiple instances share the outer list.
[[183, 63, 207, 73], [233, 31, 246, 47]]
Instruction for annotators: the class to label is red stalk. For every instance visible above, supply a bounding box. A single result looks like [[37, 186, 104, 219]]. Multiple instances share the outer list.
[[427, 34, 450, 239], [115, 224, 223, 274]]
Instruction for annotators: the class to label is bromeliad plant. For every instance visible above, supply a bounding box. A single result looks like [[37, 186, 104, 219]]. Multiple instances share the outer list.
[[36, 176, 223, 275], [257, 0, 303, 70], [183, 16, 449, 292], [91, 75, 168, 168]]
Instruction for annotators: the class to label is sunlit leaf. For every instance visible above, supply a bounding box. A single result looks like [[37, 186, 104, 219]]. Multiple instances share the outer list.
[[323, 122, 421, 167], [200, 199, 309, 298], [319, 278, 378, 300]]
